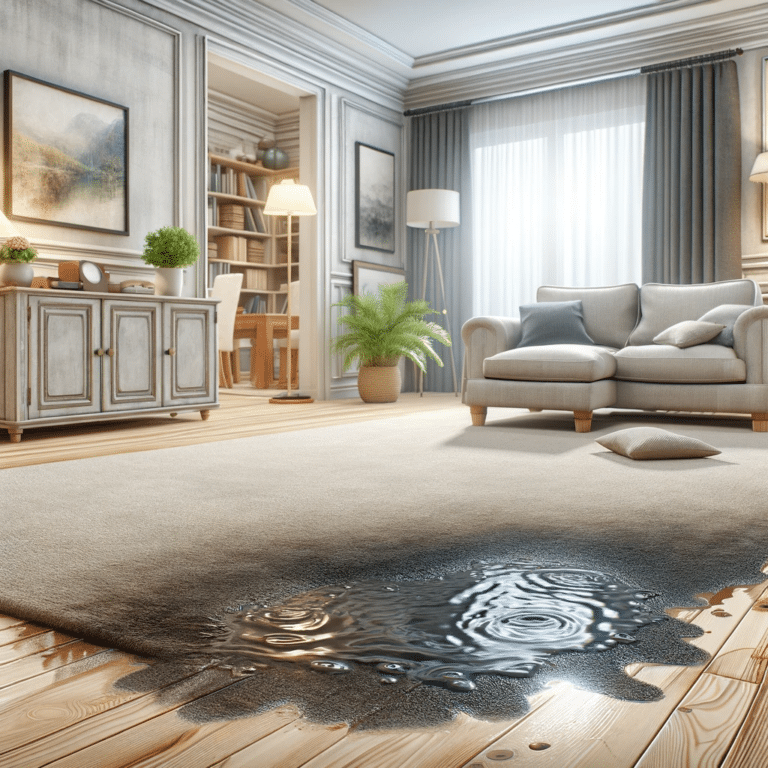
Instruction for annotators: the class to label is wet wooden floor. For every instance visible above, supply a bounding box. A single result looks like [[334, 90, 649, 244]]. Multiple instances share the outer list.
[[1, 391, 767, 766]]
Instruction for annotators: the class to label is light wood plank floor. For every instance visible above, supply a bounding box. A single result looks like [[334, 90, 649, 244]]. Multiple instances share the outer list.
[[1, 391, 767, 767]]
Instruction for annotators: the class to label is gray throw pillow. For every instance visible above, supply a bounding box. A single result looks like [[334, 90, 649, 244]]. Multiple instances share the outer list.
[[596, 427, 720, 460], [652, 320, 725, 348], [698, 304, 753, 347], [518, 300, 595, 348]]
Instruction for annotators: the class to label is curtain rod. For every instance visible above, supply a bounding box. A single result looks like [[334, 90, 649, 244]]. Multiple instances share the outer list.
[[405, 47, 743, 117], [639, 48, 743, 74]]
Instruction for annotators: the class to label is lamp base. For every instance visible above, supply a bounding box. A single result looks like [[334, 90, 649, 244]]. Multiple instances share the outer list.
[[269, 392, 315, 404]]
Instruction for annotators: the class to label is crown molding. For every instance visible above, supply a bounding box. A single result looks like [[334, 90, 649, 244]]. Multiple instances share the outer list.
[[404, 3, 768, 109], [143, 0, 408, 109], [281, 0, 414, 69]]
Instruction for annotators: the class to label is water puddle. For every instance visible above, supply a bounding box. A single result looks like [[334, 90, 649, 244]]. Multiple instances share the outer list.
[[200, 562, 663, 691]]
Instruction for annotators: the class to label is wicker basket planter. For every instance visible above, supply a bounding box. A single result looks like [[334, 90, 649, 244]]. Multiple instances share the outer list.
[[357, 362, 401, 403]]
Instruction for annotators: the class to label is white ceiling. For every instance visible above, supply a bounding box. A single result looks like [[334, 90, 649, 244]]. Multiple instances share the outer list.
[[310, 0, 678, 60]]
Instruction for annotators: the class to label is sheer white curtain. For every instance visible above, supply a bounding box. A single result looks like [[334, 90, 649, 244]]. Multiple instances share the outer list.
[[470, 75, 647, 316]]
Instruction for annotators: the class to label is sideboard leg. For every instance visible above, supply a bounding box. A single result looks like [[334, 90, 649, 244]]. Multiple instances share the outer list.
[[200, 410, 211, 421], [8, 428, 22, 443], [752, 412, 768, 432]]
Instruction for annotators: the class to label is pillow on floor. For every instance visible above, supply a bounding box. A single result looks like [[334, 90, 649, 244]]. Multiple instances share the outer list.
[[596, 427, 720, 460], [652, 320, 725, 348], [518, 300, 595, 347]]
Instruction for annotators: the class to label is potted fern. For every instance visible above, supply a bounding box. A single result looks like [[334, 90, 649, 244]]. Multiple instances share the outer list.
[[141, 226, 200, 296], [331, 280, 451, 402]]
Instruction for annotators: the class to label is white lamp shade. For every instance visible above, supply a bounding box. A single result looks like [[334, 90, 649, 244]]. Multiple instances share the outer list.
[[263, 179, 317, 216], [750, 152, 768, 183], [406, 189, 460, 228]]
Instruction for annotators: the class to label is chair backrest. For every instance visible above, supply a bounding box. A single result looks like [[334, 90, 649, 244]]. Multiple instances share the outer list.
[[210, 273, 243, 352]]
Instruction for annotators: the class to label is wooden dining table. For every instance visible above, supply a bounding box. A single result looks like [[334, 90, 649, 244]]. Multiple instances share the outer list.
[[233, 313, 298, 389]]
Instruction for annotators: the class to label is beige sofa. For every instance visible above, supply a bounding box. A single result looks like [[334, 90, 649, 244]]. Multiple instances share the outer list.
[[461, 279, 768, 432]]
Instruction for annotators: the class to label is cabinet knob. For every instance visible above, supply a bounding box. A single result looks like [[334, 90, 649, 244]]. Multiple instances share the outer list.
[[95, 348, 104, 356], [107, 348, 115, 357], [166, 347, 176, 356]]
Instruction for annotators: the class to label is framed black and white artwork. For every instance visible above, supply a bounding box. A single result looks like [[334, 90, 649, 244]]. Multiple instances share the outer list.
[[355, 142, 395, 252], [4, 70, 129, 235]]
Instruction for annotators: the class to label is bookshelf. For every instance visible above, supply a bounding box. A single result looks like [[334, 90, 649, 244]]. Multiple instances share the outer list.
[[207, 153, 299, 313]]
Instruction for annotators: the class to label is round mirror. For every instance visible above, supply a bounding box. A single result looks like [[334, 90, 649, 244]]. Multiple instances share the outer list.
[[80, 262, 101, 282]]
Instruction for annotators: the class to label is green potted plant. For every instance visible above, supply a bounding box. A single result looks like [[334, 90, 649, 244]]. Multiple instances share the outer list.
[[0, 235, 37, 288], [331, 280, 451, 403], [141, 226, 200, 296]]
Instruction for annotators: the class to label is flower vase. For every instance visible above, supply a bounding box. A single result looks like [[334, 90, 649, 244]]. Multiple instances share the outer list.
[[0, 262, 34, 288]]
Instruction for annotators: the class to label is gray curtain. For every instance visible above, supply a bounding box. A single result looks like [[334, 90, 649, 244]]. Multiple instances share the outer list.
[[642, 60, 741, 284], [407, 108, 473, 393]]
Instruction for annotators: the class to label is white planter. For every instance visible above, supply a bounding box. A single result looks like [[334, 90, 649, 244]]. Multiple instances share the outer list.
[[154, 267, 184, 297], [0, 262, 34, 287]]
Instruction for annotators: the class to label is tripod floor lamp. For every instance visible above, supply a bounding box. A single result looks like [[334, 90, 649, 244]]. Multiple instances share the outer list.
[[263, 178, 316, 404], [406, 188, 460, 396]]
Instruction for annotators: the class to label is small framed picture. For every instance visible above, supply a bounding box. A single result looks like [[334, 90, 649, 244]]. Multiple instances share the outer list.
[[353, 260, 405, 296], [4, 70, 129, 235], [355, 142, 395, 252]]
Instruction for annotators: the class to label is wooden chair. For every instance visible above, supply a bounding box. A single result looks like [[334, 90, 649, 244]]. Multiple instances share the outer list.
[[210, 273, 243, 389]]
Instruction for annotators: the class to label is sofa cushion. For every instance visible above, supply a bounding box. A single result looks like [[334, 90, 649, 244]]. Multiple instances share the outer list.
[[517, 300, 595, 347], [652, 320, 726, 348], [596, 427, 720, 460], [698, 304, 754, 347], [614, 344, 746, 383], [537, 283, 639, 348], [628, 279, 758, 346], [484, 344, 617, 382]]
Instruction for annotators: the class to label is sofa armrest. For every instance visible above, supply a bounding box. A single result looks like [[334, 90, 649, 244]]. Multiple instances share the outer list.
[[733, 305, 768, 383], [461, 316, 522, 387]]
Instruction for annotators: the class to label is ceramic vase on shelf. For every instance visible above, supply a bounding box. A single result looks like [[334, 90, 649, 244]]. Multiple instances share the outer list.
[[154, 267, 184, 297], [0, 262, 34, 287], [262, 147, 290, 170]]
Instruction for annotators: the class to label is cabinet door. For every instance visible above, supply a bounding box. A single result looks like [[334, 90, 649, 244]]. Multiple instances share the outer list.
[[162, 302, 216, 406], [102, 300, 162, 411], [28, 295, 102, 419]]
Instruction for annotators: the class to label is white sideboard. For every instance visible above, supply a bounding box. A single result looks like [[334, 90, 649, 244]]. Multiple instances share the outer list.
[[0, 287, 218, 442]]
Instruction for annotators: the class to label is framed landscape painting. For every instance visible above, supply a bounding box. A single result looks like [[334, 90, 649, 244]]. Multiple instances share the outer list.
[[4, 70, 129, 235], [355, 142, 395, 252]]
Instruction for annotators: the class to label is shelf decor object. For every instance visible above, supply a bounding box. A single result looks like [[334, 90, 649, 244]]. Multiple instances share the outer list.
[[406, 188, 460, 396], [4, 70, 128, 235], [0, 210, 36, 287], [263, 179, 316, 404]]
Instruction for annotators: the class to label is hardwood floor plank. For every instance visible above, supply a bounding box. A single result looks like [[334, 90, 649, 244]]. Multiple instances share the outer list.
[[41, 704, 299, 768], [721, 670, 768, 768], [465, 586, 763, 768], [0, 622, 51, 648], [0, 628, 77, 666], [0, 615, 25, 631], [210, 719, 349, 768], [0, 639, 107, 690], [0, 667, 256, 768], [0, 651, 149, 757], [634, 673, 757, 768], [706, 584, 768, 684]]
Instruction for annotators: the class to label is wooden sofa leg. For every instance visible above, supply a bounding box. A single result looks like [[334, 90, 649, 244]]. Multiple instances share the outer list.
[[752, 413, 768, 432], [574, 410, 593, 433], [529, 408, 542, 413], [470, 406, 487, 426]]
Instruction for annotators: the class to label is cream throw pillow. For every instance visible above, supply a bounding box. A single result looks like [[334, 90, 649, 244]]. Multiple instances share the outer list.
[[652, 320, 725, 348], [596, 427, 720, 460]]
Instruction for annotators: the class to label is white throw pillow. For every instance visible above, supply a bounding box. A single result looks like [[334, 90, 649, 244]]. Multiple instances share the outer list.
[[596, 427, 720, 460], [652, 320, 725, 348]]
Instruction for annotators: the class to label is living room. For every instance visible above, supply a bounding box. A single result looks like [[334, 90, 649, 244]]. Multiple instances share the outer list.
[[3, 0, 768, 766]]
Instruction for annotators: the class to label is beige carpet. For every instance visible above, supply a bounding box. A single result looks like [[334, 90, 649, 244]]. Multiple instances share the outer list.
[[1, 406, 765, 726]]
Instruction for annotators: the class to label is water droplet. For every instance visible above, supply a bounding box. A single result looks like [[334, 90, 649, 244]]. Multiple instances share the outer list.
[[610, 633, 636, 644], [380, 675, 399, 684], [309, 660, 351, 674], [487, 748, 516, 760], [529, 742, 551, 751], [679, 706, 693, 713], [711, 609, 731, 617]]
